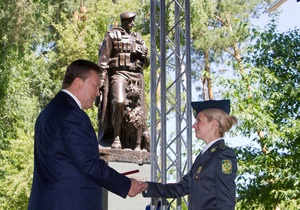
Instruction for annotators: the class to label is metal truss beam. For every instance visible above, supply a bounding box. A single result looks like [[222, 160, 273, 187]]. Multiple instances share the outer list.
[[150, 0, 192, 209]]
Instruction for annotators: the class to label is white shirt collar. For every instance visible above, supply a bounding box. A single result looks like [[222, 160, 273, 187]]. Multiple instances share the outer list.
[[61, 89, 82, 109], [201, 138, 223, 154]]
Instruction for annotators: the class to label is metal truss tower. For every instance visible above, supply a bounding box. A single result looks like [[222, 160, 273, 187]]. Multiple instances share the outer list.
[[150, 0, 192, 209]]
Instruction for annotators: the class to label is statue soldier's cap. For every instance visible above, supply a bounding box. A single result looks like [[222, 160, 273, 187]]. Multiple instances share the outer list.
[[120, 12, 136, 20], [191, 100, 230, 117]]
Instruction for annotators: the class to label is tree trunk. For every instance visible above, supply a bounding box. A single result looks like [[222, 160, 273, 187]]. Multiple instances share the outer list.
[[203, 50, 214, 100]]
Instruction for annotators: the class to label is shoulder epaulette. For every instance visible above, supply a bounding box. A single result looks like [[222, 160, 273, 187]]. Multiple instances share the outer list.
[[210, 144, 229, 153], [218, 144, 228, 150]]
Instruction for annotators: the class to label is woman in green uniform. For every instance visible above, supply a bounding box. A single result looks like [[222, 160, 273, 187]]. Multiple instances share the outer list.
[[141, 100, 238, 210]]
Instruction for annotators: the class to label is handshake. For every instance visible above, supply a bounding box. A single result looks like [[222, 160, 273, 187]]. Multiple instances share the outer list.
[[128, 178, 149, 197]]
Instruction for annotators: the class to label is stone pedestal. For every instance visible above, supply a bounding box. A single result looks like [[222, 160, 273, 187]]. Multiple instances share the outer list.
[[99, 147, 150, 164], [99, 147, 151, 210]]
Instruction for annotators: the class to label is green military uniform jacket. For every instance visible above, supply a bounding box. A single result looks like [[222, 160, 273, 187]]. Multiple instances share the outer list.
[[143, 139, 237, 210]]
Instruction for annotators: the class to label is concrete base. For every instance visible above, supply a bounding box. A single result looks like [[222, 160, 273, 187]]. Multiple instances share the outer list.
[[103, 162, 151, 210], [99, 147, 150, 165]]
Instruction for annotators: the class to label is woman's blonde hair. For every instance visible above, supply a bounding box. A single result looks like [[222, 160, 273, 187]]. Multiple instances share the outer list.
[[201, 108, 238, 137]]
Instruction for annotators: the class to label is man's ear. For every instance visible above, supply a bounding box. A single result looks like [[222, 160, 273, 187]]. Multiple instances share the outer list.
[[73, 77, 83, 89]]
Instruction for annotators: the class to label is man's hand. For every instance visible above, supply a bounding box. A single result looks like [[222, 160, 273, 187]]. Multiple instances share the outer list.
[[138, 181, 148, 192], [128, 178, 143, 197]]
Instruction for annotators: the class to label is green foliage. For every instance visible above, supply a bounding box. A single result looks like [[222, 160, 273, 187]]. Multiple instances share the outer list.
[[189, 0, 268, 100], [0, 50, 47, 209], [190, 0, 265, 54], [224, 20, 300, 209]]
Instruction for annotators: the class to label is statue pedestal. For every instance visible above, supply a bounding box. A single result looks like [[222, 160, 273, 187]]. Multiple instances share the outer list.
[[99, 147, 151, 210], [99, 146, 150, 164]]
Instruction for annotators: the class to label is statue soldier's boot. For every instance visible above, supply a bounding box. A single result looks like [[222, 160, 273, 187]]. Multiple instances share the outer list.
[[111, 100, 124, 149], [111, 119, 122, 149], [111, 136, 121, 149]]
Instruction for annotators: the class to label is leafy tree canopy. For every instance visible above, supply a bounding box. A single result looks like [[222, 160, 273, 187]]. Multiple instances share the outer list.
[[224, 19, 300, 209]]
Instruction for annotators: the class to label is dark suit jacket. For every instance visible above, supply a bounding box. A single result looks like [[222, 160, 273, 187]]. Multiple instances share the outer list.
[[143, 139, 237, 210], [28, 91, 131, 210]]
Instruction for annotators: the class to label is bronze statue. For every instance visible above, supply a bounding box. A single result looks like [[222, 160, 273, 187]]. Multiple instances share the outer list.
[[96, 12, 150, 151]]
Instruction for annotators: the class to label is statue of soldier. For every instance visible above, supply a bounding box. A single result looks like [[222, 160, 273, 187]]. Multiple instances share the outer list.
[[96, 12, 150, 151]]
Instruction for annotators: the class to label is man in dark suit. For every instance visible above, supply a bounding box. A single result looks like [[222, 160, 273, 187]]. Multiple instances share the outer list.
[[28, 59, 141, 210]]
